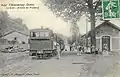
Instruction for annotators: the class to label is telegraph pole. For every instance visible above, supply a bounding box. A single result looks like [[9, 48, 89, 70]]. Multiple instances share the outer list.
[[86, 12, 88, 48]]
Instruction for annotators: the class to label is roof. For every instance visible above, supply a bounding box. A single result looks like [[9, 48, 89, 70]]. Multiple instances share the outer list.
[[96, 21, 120, 31], [81, 21, 120, 37], [30, 28, 52, 32], [0, 30, 29, 37]]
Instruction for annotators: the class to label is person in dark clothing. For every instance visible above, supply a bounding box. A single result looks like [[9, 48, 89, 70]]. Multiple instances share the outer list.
[[95, 48, 98, 55], [70, 45, 72, 51], [77, 45, 81, 55], [81, 45, 84, 53], [79, 46, 82, 51]]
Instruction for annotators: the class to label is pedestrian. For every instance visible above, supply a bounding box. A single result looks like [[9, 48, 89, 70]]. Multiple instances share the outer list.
[[95, 48, 98, 55], [77, 45, 81, 55], [56, 43, 61, 59], [91, 45, 95, 54], [70, 45, 72, 51], [81, 45, 84, 53], [87, 46, 91, 54], [103, 44, 108, 56], [84, 46, 87, 53]]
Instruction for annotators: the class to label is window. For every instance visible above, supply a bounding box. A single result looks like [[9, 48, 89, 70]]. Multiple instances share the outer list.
[[35, 32, 39, 37], [40, 32, 44, 37], [45, 32, 49, 37], [31, 32, 39, 37], [31, 32, 36, 37]]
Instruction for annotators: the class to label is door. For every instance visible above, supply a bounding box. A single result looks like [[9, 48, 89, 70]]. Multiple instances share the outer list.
[[102, 36, 110, 51]]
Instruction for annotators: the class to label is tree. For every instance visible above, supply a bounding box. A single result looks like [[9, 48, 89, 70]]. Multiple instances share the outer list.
[[0, 11, 9, 35], [43, 0, 85, 44], [70, 21, 79, 44], [43, 0, 102, 50], [85, 0, 101, 48]]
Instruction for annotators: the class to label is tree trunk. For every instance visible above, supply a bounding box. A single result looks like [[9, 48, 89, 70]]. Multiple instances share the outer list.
[[90, 10, 96, 48], [87, 0, 96, 52]]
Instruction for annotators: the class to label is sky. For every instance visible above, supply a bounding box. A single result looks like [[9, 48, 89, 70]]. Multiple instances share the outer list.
[[0, 0, 120, 36]]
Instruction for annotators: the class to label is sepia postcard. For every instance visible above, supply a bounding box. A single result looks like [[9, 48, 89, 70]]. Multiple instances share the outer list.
[[0, 0, 120, 77]]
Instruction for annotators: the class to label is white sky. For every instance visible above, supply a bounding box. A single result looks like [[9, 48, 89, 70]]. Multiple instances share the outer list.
[[0, 0, 120, 36]]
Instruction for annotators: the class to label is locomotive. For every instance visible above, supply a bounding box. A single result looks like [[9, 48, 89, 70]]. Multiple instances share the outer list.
[[29, 28, 64, 59]]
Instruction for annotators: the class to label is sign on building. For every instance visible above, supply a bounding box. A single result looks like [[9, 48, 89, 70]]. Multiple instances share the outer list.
[[102, 0, 120, 20]]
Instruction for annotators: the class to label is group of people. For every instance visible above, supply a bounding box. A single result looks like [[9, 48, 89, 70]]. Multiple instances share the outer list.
[[76, 45, 85, 55], [54, 42, 109, 59], [70, 44, 109, 55], [69, 44, 86, 55]]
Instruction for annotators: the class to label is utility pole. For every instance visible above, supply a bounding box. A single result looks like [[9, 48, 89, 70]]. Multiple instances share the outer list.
[[86, 12, 88, 48]]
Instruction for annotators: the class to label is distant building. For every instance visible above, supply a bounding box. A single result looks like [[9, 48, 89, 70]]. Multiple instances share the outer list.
[[0, 30, 29, 49], [2, 30, 29, 44], [82, 21, 120, 51]]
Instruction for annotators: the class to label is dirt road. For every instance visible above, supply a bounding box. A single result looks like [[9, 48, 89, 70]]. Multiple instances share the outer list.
[[0, 51, 119, 77]]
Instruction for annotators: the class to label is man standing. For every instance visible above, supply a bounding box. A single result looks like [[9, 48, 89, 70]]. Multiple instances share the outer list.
[[70, 45, 72, 51], [56, 43, 61, 59], [81, 45, 84, 53]]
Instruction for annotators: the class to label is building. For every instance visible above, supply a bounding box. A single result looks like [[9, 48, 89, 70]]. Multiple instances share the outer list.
[[2, 30, 29, 43], [82, 21, 120, 51], [1, 30, 29, 49]]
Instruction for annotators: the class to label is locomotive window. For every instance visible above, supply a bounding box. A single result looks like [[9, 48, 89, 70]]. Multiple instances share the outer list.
[[31, 32, 39, 37], [31, 32, 36, 37], [40, 32, 44, 37], [45, 32, 49, 37], [35, 32, 39, 37]]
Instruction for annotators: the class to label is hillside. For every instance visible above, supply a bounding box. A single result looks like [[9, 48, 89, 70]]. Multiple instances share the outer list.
[[0, 11, 29, 36]]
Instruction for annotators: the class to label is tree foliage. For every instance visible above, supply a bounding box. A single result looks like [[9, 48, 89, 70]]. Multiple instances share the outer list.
[[0, 11, 9, 31], [43, 0, 87, 23], [43, 0, 102, 47], [43, 0, 102, 22]]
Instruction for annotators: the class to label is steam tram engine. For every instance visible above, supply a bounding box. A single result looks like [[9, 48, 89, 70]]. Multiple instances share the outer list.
[[29, 28, 57, 58]]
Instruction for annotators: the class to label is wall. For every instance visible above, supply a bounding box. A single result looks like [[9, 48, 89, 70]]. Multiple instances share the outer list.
[[95, 23, 120, 51], [3, 32, 29, 43]]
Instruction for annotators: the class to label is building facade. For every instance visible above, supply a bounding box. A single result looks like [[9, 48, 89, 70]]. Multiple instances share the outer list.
[[2, 31, 29, 44], [82, 21, 120, 51], [1, 30, 29, 49]]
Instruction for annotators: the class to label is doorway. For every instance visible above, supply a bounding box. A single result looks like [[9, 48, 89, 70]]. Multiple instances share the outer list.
[[102, 36, 110, 51]]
